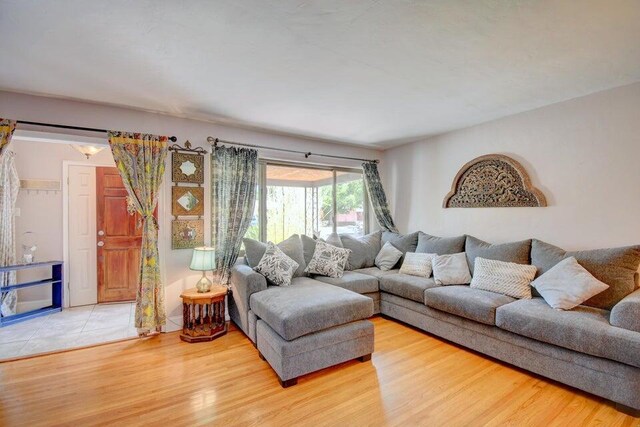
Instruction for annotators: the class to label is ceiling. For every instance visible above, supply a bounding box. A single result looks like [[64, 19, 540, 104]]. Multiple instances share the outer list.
[[1, 1, 639, 149]]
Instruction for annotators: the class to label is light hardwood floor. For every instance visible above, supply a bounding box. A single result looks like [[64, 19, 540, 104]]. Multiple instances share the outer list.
[[1, 316, 637, 426]]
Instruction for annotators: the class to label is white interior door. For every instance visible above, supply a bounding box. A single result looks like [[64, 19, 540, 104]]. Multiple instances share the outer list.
[[68, 165, 97, 306]]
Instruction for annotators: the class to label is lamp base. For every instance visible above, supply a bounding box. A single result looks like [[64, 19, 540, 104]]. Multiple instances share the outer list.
[[196, 273, 213, 293]]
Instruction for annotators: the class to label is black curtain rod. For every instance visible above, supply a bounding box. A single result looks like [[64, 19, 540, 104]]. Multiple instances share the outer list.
[[17, 120, 178, 142], [207, 137, 378, 164]]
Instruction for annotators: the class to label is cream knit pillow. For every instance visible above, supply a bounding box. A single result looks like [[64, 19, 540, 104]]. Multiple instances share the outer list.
[[399, 252, 436, 277], [470, 257, 537, 299]]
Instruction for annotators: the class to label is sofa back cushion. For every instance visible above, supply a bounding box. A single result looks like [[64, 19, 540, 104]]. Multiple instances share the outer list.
[[531, 239, 640, 310], [465, 236, 531, 275], [381, 231, 419, 268], [340, 231, 382, 270], [243, 234, 307, 278], [417, 232, 466, 255]]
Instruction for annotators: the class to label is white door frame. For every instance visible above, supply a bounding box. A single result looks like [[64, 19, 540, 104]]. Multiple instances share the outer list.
[[62, 161, 169, 309], [62, 161, 113, 308]]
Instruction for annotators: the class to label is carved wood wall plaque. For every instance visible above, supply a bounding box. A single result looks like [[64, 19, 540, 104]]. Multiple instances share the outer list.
[[443, 154, 546, 208]]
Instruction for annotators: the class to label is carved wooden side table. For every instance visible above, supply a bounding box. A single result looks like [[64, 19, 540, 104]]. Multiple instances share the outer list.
[[180, 286, 228, 343]]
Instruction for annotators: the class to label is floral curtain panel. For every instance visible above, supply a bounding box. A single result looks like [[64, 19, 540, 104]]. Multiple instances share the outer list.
[[211, 145, 258, 284], [362, 161, 399, 233], [0, 118, 19, 317], [0, 119, 16, 157], [108, 131, 168, 332]]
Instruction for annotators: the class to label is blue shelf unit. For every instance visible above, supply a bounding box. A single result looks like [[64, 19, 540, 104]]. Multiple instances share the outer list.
[[0, 261, 63, 327]]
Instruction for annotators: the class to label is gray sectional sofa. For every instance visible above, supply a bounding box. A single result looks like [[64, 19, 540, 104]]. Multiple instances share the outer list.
[[229, 231, 640, 414]]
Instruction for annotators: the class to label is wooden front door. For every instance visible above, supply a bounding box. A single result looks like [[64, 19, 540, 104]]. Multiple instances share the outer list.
[[96, 167, 141, 303]]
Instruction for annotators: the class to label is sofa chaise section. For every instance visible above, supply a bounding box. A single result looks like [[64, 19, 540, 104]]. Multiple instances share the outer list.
[[249, 281, 373, 341], [250, 280, 374, 386]]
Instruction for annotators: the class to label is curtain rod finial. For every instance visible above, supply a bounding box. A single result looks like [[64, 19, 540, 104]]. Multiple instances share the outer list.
[[207, 136, 215, 144]]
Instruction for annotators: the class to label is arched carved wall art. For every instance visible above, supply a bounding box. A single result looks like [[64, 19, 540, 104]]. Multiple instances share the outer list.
[[443, 154, 547, 208]]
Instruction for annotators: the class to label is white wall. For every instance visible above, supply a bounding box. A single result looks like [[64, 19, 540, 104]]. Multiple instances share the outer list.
[[381, 82, 640, 251], [0, 91, 381, 326]]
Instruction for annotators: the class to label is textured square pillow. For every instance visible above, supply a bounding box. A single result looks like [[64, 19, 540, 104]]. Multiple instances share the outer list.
[[531, 239, 640, 310], [301, 233, 343, 266], [470, 257, 537, 299], [305, 241, 351, 278], [465, 236, 532, 275], [340, 231, 382, 270], [399, 252, 436, 277], [416, 232, 466, 255], [243, 235, 306, 277], [253, 242, 300, 286], [432, 252, 472, 285], [531, 256, 609, 310], [375, 241, 404, 271]]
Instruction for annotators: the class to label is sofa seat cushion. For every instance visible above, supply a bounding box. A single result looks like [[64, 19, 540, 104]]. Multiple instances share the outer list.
[[496, 298, 640, 368], [313, 271, 379, 294], [424, 286, 515, 325], [249, 281, 373, 341], [354, 267, 399, 279], [380, 273, 439, 303]]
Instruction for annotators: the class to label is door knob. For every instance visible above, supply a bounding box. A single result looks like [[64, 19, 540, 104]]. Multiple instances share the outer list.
[[98, 230, 105, 236], [97, 241, 104, 247]]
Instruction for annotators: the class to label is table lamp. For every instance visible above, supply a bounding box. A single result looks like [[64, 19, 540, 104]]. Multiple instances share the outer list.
[[190, 247, 216, 293]]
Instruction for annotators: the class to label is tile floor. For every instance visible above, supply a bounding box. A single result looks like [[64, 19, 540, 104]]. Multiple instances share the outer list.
[[0, 303, 140, 360]]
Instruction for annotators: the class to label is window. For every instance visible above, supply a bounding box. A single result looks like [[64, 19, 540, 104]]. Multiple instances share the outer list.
[[247, 162, 368, 243]]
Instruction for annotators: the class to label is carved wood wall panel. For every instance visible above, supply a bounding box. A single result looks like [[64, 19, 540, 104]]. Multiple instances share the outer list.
[[443, 154, 546, 208]]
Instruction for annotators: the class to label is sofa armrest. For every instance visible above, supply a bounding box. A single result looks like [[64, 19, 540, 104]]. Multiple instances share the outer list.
[[228, 263, 268, 338], [610, 288, 640, 333]]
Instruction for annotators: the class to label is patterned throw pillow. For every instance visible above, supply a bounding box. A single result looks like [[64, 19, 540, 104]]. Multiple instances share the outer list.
[[305, 241, 351, 278], [253, 242, 300, 286], [399, 252, 436, 277], [470, 257, 537, 299]]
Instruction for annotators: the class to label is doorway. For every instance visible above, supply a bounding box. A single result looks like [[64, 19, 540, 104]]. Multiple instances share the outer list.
[[68, 165, 141, 306]]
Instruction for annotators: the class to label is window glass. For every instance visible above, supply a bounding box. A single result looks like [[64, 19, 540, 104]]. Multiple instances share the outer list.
[[265, 165, 333, 242], [244, 163, 367, 243], [335, 172, 366, 237]]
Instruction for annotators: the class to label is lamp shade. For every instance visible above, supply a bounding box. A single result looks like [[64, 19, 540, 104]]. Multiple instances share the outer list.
[[189, 247, 216, 271]]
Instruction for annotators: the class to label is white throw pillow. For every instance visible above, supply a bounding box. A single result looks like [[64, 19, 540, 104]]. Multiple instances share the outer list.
[[305, 241, 351, 278], [432, 252, 472, 285], [399, 252, 436, 277], [470, 257, 537, 299], [253, 242, 299, 286], [531, 256, 609, 310], [375, 241, 403, 271]]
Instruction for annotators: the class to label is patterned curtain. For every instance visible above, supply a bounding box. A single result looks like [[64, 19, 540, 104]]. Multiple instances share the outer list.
[[362, 161, 399, 233], [211, 145, 258, 284], [0, 146, 20, 317], [0, 119, 16, 157], [108, 131, 168, 332]]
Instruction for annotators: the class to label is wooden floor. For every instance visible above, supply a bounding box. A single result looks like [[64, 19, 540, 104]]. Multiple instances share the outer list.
[[1, 317, 638, 427]]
